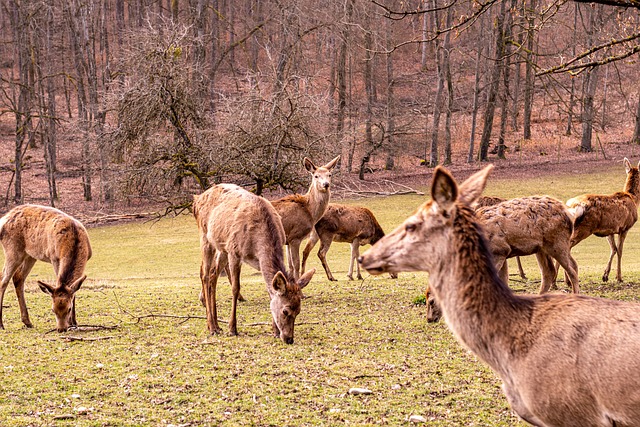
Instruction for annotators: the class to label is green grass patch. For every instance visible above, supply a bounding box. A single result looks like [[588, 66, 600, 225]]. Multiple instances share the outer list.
[[0, 164, 638, 426]]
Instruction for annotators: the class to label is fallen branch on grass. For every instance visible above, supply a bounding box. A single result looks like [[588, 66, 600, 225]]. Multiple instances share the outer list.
[[43, 324, 119, 335], [59, 335, 116, 342]]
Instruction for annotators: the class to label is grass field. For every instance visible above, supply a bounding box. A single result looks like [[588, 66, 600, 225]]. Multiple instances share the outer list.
[[0, 164, 639, 426]]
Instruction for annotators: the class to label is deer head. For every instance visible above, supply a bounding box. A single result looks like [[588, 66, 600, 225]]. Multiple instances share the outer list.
[[38, 275, 85, 332], [359, 166, 493, 275], [269, 269, 315, 344], [425, 286, 442, 323], [304, 156, 340, 193]]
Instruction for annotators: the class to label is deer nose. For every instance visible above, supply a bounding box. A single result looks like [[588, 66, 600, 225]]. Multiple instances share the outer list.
[[323, 182, 330, 189], [284, 336, 294, 344], [357, 256, 363, 264]]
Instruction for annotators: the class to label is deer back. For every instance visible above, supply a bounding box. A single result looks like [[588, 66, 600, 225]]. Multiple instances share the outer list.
[[477, 196, 573, 258], [0, 205, 92, 276], [194, 184, 287, 273]]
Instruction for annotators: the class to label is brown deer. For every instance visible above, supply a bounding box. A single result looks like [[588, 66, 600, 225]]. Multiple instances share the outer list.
[[425, 286, 441, 323], [193, 183, 315, 344], [566, 157, 640, 282], [300, 204, 389, 281], [0, 204, 91, 332], [271, 156, 340, 279], [360, 165, 640, 426], [476, 196, 579, 294], [474, 196, 526, 280]]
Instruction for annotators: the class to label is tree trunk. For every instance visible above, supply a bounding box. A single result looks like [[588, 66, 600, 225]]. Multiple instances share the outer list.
[[496, 0, 515, 160], [385, 17, 396, 170], [632, 94, 640, 144], [429, 1, 443, 167], [479, 1, 506, 161], [522, 0, 536, 140], [468, 14, 485, 163], [566, 3, 578, 136], [337, 0, 353, 170], [442, 5, 454, 165], [580, 4, 602, 153]]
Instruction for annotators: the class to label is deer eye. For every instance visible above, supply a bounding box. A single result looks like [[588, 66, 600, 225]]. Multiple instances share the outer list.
[[283, 308, 291, 317], [405, 223, 416, 232]]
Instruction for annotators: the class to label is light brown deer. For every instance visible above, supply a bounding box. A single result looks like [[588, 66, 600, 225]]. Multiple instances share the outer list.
[[271, 156, 340, 279], [360, 165, 640, 426], [566, 157, 640, 283], [0, 204, 91, 332], [193, 183, 315, 344], [474, 196, 526, 280], [301, 204, 389, 281], [476, 195, 579, 294]]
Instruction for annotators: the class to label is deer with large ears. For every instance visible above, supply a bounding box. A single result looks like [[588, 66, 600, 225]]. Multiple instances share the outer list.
[[271, 156, 340, 280], [0, 205, 91, 332], [194, 183, 315, 344], [566, 157, 640, 283], [360, 165, 640, 427]]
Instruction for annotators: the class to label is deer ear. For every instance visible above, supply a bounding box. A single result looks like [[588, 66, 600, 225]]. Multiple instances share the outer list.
[[431, 167, 458, 211], [38, 280, 54, 295], [271, 271, 288, 295], [458, 165, 494, 206], [297, 268, 315, 289], [624, 157, 632, 173], [324, 155, 340, 171], [68, 275, 86, 293], [303, 157, 317, 173]]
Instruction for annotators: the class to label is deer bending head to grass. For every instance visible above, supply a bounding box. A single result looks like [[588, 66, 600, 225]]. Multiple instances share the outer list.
[[271, 156, 340, 280], [566, 157, 640, 283], [0, 205, 91, 332], [360, 165, 640, 426], [193, 184, 315, 344]]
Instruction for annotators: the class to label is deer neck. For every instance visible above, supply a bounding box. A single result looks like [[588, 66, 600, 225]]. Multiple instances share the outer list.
[[306, 185, 331, 223], [624, 169, 640, 202], [259, 246, 289, 291], [431, 208, 530, 375]]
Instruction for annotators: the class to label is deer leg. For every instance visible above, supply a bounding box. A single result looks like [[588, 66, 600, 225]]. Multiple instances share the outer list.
[[301, 229, 319, 275], [494, 257, 509, 286], [615, 231, 628, 282], [317, 235, 336, 281], [201, 246, 223, 335], [602, 235, 617, 282], [13, 257, 37, 328], [289, 240, 302, 280], [348, 239, 363, 280], [515, 256, 527, 280], [227, 257, 241, 337], [536, 253, 557, 294], [0, 253, 26, 330]]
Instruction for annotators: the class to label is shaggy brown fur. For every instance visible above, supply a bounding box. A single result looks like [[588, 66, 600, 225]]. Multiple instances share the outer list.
[[360, 165, 640, 426], [566, 157, 640, 282], [193, 184, 315, 344], [301, 204, 388, 281], [476, 196, 579, 293], [473, 196, 527, 280], [271, 156, 340, 280], [0, 204, 91, 332]]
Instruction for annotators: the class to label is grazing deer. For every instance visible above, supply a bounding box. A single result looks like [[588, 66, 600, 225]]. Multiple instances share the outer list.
[[271, 156, 340, 280], [193, 183, 315, 344], [301, 204, 391, 281], [474, 196, 526, 280], [476, 196, 579, 294], [0, 204, 91, 332], [360, 165, 640, 426], [566, 157, 640, 282], [425, 286, 441, 323]]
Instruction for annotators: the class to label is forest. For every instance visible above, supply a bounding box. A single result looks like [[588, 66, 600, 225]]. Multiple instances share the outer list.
[[1, 0, 640, 211]]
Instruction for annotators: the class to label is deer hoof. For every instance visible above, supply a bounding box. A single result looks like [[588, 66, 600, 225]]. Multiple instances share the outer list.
[[602, 274, 609, 282], [328, 277, 338, 282]]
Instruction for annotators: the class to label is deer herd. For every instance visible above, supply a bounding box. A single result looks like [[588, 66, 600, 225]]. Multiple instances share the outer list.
[[2, 156, 640, 426]]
